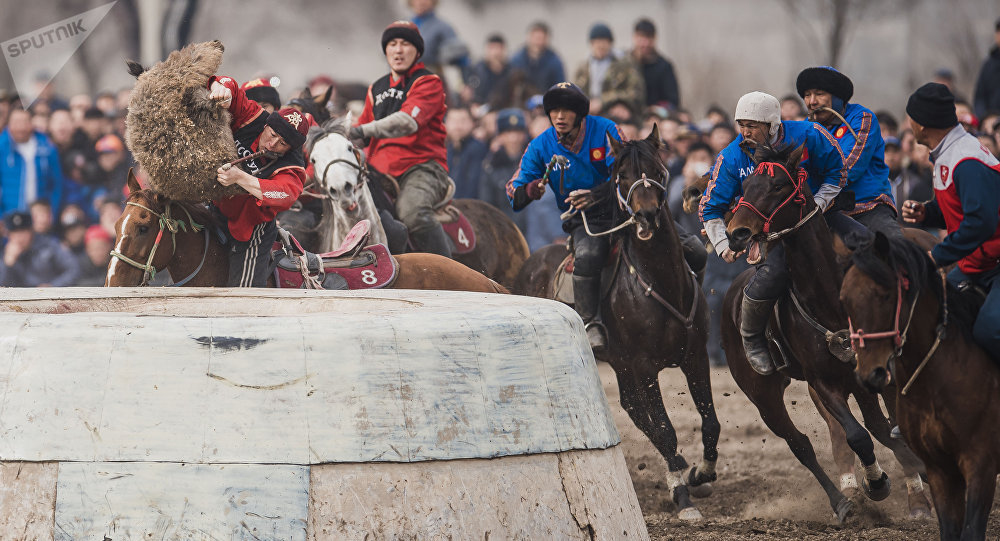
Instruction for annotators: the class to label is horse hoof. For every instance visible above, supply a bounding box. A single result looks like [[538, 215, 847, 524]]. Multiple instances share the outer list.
[[907, 490, 934, 520], [688, 482, 713, 498], [686, 466, 716, 498], [834, 497, 854, 524], [862, 472, 891, 502], [677, 507, 703, 521]]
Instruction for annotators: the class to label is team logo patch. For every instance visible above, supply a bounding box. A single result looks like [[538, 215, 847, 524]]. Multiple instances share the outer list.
[[283, 111, 303, 128], [590, 147, 605, 161], [834, 126, 847, 138], [940, 165, 949, 183]]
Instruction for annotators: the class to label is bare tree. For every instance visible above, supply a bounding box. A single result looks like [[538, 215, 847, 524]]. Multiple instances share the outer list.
[[776, 0, 912, 67]]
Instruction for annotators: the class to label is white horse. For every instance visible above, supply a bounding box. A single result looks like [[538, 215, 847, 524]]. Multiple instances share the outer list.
[[306, 115, 389, 253]]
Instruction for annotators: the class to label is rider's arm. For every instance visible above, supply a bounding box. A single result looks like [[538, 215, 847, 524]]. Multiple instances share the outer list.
[[923, 199, 946, 229], [507, 139, 546, 211], [699, 152, 740, 255], [357, 111, 419, 139], [254, 167, 307, 212], [356, 76, 444, 140], [808, 123, 848, 212], [930, 160, 1000, 267], [208, 75, 264, 131], [839, 111, 878, 189]]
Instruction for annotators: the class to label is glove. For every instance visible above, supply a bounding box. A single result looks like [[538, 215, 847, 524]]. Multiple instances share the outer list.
[[525, 179, 546, 200], [349, 126, 365, 140]]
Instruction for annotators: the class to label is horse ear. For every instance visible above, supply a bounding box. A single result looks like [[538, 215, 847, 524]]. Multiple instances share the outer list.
[[645, 123, 661, 149], [607, 132, 624, 158], [318, 85, 333, 106], [345, 110, 354, 129], [787, 144, 806, 171], [302, 87, 313, 99], [126, 168, 141, 194]]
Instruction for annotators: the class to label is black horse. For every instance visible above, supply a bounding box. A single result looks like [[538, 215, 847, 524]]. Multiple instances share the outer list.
[[515, 127, 720, 520]]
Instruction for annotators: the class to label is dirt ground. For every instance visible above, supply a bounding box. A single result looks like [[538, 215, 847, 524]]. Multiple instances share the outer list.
[[598, 363, 1000, 540]]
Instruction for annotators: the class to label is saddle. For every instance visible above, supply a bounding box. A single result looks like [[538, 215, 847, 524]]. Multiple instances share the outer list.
[[551, 240, 623, 304], [271, 220, 398, 290]]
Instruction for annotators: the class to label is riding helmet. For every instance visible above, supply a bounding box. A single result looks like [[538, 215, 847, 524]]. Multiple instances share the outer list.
[[734, 91, 781, 137], [543, 82, 590, 121]]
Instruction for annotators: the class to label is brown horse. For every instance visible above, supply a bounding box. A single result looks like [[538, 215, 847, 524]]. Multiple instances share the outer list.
[[106, 170, 508, 294], [722, 143, 932, 523], [514, 128, 720, 521], [843, 233, 1000, 541]]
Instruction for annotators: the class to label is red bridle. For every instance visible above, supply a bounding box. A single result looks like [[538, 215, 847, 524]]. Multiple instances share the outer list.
[[848, 274, 910, 349], [732, 161, 809, 234]]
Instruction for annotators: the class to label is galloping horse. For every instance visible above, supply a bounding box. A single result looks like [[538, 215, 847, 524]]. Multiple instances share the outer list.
[[514, 128, 720, 521], [722, 143, 930, 522], [106, 170, 508, 294], [843, 233, 1000, 541], [307, 117, 530, 288]]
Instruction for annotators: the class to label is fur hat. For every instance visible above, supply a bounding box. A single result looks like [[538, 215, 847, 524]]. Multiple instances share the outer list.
[[796, 66, 854, 103], [543, 82, 589, 121], [267, 107, 309, 149], [734, 91, 781, 137], [382, 21, 424, 57], [906, 83, 958, 130], [241, 77, 281, 110]]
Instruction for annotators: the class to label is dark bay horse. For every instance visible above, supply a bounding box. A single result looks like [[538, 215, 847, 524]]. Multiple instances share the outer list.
[[844, 233, 1000, 541], [106, 170, 508, 294], [514, 128, 720, 521], [722, 144, 931, 522]]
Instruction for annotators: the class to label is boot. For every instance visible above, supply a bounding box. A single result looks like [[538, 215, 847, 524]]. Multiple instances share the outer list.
[[740, 294, 777, 375], [680, 231, 708, 286], [410, 223, 452, 258], [573, 275, 606, 349]]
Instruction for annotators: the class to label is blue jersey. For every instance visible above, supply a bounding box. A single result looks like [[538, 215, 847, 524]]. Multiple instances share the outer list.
[[699, 120, 846, 222], [828, 102, 896, 213], [507, 115, 623, 213]]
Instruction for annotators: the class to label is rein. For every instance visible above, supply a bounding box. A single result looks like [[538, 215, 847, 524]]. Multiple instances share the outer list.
[[733, 161, 819, 242], [109, 201, 208, 286], [562, 173, 667, 238]]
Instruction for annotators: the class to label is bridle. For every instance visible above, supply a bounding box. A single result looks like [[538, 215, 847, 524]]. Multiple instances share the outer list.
[[732, 161, 820, 242], [568, 168, 668, 238], [109, 200, 208, 287], [314, 133, 368, 196]]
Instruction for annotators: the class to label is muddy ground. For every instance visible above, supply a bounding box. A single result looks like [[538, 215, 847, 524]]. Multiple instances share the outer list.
[[599, 363, 1000, 540]]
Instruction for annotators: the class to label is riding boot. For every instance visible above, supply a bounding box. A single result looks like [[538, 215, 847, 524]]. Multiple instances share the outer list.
[[679, 231, 708, 286], [740, 293, 778, 375], [573, 275, 606, 349], [410, 223, 452, 259], [379, 209, 409, 255]]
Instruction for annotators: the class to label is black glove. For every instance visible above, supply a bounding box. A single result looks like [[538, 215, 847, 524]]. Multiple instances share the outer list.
[[349, 126, 365, 140]]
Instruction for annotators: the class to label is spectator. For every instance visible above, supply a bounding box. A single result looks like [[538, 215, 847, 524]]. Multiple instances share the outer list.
[[445, 107, 488, 199], [29, 199, 55, 237], [81, 107, 108, 142], [59, 203, 89, 256], [574, 23, 644, 116], [68, 94, 92, 124], [241, 77, 281, 113], [875, 109, 899, 138], [0, 210, 79, 287], [706, 123, 736, 157], [74, 225, 112, 286], [510, 22, 565, 94], [98, 198, 122, 239], [630, 18, 680, 111], [92, 134, 130, 202], [463, 34, 513, 109], [885, 135, 933, 210], [95, 91, 117, 115], [0, 109, 65, 215], [698, 104, 729, 133], [603, 99, 636, 124], [115, 87, 131, 114], [409, 0, 468, 74], [973, 18, 1000, 118], [480, 108, 529, 232], [956, 99, 980, 133], [780, 94, 807, 121]]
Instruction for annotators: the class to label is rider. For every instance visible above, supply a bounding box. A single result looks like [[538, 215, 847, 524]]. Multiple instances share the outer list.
[[240, 77, 281, 113], [796, 66, 902, 242], [901, 82, 1000, 360], [207, 75, 309, 287], [699, 91, 847, 375], [507, 82, 707, 350], [351, 21, 452, 258]]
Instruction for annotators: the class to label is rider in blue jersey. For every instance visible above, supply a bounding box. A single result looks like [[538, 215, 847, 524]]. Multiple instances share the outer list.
[[699, 91, 849, 375], [508, 82, 707, 349]]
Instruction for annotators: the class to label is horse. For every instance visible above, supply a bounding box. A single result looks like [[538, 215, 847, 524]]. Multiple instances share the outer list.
[[106, 170, 509, 295], [843, 232, 1000, 541], [721, 143, 933, 522], [306, 116, 531, 288], [513, 127, 720, 521], [287, 85, 333, 125]]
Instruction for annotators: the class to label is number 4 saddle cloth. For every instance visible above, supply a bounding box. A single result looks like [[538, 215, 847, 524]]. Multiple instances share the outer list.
[[271, 220, 398, 290], [435, 204, 476, 255]]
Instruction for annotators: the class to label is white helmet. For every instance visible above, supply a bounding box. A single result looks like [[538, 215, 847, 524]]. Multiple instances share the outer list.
[[734, 91, 781, 137]]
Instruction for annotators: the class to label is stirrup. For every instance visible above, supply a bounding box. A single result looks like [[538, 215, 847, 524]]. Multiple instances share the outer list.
[[584, 321, 607, 349]]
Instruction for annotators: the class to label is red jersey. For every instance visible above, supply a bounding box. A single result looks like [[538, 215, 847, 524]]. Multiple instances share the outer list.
[[356, 62, 447, 177]]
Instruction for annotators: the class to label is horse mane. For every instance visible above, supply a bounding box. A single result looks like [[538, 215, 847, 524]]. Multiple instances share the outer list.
[[128, 188, 222, 230], [849, 234, 979, 332], [306, 116, 350, 153], [751, 142, 796, 165]]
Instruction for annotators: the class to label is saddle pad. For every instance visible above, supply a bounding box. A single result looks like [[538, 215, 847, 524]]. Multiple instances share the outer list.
[[271, 243, 398, 290], [436, 204, 476, 254]]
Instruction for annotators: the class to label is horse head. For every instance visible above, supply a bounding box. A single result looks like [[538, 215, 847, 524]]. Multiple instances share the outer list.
[[288, 86, 333, 125], [308, 114, 367, 214], [726, 143, 811, 263], [608, 125, 669, 241], [106, 170, 176, 286]]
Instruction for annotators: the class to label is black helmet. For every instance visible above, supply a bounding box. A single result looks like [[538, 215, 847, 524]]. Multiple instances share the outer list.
[[543, 82, 589, 121]]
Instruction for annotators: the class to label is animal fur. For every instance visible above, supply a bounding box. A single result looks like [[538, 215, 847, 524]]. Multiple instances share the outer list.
[[125, 40, 243, 202]]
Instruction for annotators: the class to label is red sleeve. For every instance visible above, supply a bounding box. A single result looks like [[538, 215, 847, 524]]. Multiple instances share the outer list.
[[208, 75, 264, 131], [356, 86, 375, 126], [257, 167, 306, 213], [400, 75, 444, 129]]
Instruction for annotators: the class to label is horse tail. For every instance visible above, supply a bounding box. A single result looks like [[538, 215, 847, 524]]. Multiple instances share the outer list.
[[125, 60, 146, 78]]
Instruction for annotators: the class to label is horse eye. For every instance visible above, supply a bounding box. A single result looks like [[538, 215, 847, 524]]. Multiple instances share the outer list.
[[329, 188, 338, 195], [138, 225, 149, 235], [311, 157, 316, 163]]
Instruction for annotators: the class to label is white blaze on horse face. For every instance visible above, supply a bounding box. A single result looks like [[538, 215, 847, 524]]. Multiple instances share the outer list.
[[106, 213, 130, 284], [314, 133, 361, 210]]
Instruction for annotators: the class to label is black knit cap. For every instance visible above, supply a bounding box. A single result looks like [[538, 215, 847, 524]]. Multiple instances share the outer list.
[[241, 77, 281, 110], [381, 21, 424, 57], [796, 66, 854, 102], [543, 82, 590, 120], [906, 83, 958, 130], [266, 107, 309, 149]]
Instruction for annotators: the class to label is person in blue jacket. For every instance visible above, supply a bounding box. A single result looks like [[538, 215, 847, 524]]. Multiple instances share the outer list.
[[0, 109, 65, 216], [699, 91, 848, 375], [796, 66, 903, 242], [508, 82, 706, 349]]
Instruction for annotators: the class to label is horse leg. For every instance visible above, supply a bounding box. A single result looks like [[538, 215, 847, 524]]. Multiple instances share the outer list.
[[679, 346, 721, 497], [811, 381, 890, 502], [960, 459, 996, 541], [808, 385, 858, 498], [742, 376, 852, 522], [925, 464, 965, 541], [615, 369, 702, 521]]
